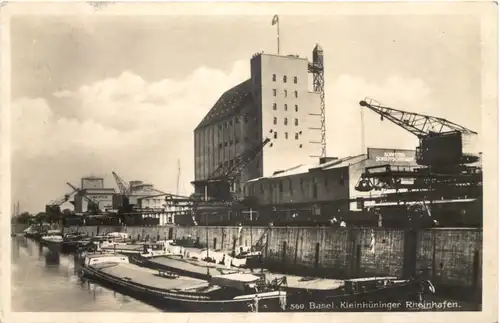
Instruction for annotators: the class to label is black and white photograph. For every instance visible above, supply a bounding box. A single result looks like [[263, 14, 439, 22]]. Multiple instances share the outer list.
[[1, 1, 497, 321]]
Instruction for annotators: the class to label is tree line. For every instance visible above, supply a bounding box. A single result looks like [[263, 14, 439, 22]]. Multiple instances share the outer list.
[[11, 209, 75, 225]]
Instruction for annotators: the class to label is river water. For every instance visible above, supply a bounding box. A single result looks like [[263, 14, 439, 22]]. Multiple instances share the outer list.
[[11, 236, 161, 312]]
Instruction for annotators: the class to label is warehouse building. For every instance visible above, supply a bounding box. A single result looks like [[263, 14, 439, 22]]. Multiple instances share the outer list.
[[243, 148, 417, 222], [193, 46, 324, 195]]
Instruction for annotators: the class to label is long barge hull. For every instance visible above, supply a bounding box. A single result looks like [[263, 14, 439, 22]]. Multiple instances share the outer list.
[[81, 266, 285, 312], [128, 255, 434, 311]]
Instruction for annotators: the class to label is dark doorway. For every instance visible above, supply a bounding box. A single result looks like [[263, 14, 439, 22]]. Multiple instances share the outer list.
[[282, 241, 287, 263], [403, 229, 418, 278], [314, 242, 320, 269]]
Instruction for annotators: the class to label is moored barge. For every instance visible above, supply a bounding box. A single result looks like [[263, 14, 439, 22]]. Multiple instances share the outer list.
[[129, 254, 436, 311], [81, 254, 287, 312]]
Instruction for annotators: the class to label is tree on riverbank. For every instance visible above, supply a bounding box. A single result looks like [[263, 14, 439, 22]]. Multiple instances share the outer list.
[[11, 211, 34, 224]]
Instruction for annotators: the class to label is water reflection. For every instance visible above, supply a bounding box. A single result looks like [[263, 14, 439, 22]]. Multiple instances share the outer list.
[[11, 236, 160, 312]]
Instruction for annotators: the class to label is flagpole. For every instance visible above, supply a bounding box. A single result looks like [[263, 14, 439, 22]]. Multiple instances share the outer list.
[[276, 18, 280, 55]]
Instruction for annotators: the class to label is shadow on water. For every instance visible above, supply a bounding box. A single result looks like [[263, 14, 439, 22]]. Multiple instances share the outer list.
[[11, 236, 161, 312]]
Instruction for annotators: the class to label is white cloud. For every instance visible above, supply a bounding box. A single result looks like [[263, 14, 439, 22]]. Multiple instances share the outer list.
[[11, 61, 248, 213], [52, 90, 73, 98]]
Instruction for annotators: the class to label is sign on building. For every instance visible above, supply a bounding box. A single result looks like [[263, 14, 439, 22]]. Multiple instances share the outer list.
[[367, 148, 416, 165]]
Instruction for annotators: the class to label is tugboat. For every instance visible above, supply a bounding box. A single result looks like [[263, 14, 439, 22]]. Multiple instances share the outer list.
[[81, 253, 287, 312]]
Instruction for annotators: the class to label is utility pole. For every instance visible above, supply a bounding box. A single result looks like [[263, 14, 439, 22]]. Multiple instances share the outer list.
[[206, 212, 210, 277], [176, 159, 181, 196], [242, 209, 257, 251]]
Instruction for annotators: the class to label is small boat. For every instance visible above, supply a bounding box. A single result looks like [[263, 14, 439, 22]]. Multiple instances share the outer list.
[[285, 275, 437, 311], [40, 230, 64, 245], [61, 233, 90, 252], [81, 253, 287, 312]]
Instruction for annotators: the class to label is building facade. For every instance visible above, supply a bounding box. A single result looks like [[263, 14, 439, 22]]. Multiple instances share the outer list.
[[194, 47, 323, 195], [243, 148, 417, 221]]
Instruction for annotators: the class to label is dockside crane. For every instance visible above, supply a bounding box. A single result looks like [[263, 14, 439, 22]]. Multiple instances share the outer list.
[[359, 98, 480, 167], [112, 171, 131, 196], [45, 186, 79, 215], [164, 136, 272, 225], [66, 182, 102, 214], [355, 98, 482, 226], [192, 137, 272, 202]]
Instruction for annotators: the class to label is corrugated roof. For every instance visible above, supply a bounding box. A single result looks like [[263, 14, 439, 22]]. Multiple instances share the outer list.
[[195, 79, 255, 130], [245, 154, 367, 183], [319, 154, 367, 170]]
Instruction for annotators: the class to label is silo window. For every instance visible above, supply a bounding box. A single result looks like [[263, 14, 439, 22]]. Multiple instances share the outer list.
[[284, 118, 288, 125], [244, 115, 248, 123], [273, 117, 277, 125], [273, 89, 277, 96], [295, 133, 299, 140], [273, 103, 277, 110], [274, 132, 278, 139], [295, 118, 299, 126], [235, 117, 239, 124], [295, 104, 299, 112], [279, 181, 283, 193], [294, 91, 298, 98], [224, 122, 228, 128], [218, 143, 222, 148], [272, 74, 276, 82], [294, 76, 298, 84], [285, 132, 289, 139], [284, 90, 288, 97], [299, 144, 303, 148], [284, 104, 288, 111], [283, 75, 287, 83]]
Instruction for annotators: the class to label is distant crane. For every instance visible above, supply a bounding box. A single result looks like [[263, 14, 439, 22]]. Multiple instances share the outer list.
[[112, 171, 131, 196], [66, 182, 101, 214], [45, 186, 79, 215], [112, 171, 133, 211]]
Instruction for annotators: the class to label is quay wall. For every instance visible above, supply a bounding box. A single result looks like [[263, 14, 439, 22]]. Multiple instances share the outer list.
[[64, 225, 482, 290]]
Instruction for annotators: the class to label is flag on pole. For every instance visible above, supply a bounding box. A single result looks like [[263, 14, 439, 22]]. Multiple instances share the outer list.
[[272, 14, 279, 25]]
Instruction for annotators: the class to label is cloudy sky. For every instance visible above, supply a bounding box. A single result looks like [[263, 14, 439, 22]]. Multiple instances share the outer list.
[[10, 11, 482, 213]]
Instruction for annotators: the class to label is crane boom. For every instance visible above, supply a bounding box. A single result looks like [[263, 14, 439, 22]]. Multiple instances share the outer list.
[[66, 182, 101, 213], [49, 187, 78, 206], [210, 137, 271, 180], [112, 171, 130, 196], [359, 98, 477, 138]]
